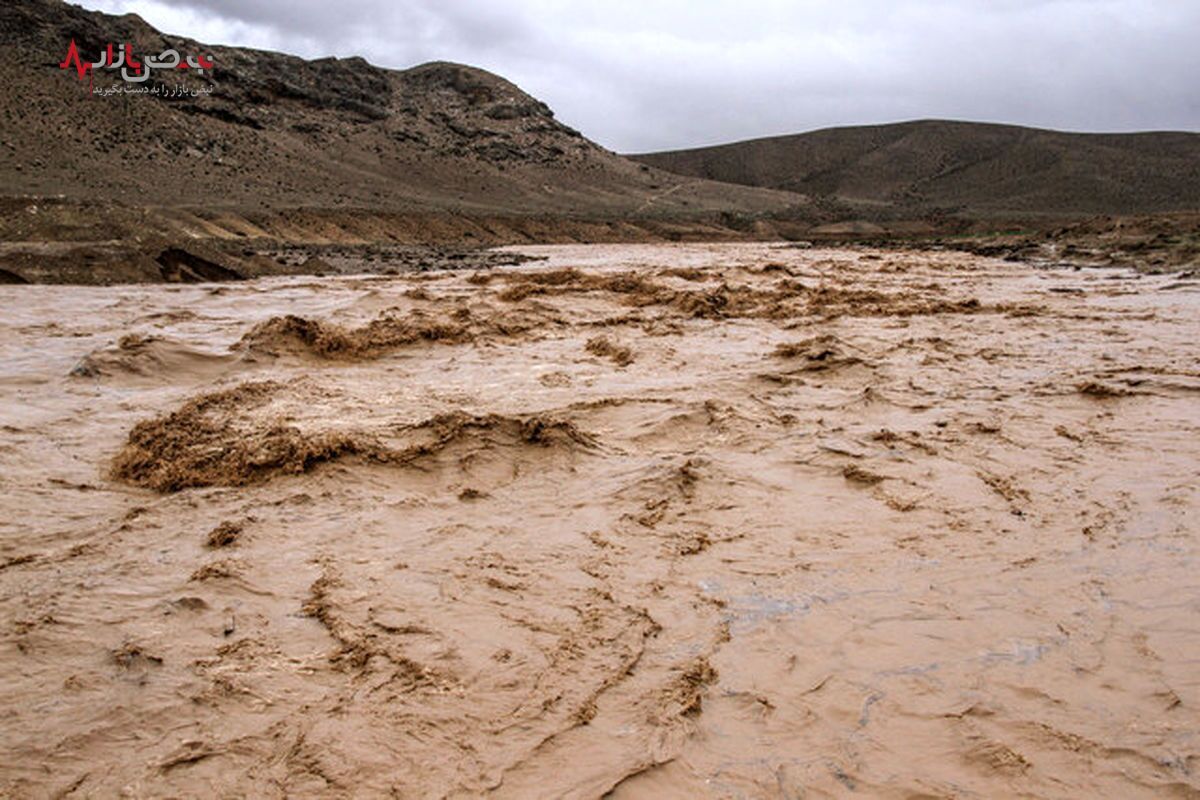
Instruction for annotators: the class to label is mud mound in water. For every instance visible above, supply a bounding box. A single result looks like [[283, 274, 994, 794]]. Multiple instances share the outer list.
[[236, 304, 554, 360], [772, 335, 864, 371], [70, 333, 236, 382], [494, 269, 790, 319], [110, 381, 386, 492], [492, 267, 1017, 320], [494, 268, 668, 303], [111, 381, 596, 492], [585, 336, 635, 366], [806, 285, 991, 318], [390, 410, 599, 459], [235, 313, 471, 359]]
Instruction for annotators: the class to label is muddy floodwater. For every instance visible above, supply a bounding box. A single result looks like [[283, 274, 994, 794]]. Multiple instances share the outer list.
[[1, 243, 1198, 797]]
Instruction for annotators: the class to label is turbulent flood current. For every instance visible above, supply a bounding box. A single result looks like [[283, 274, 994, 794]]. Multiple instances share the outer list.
[[1, 243, 1199, 797]]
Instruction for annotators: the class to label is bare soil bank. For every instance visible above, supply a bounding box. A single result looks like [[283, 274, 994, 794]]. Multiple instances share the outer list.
[[4, 198, 1197, 285], [0, 200, 824, 285]]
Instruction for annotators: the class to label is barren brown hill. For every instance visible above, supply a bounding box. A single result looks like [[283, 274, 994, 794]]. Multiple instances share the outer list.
[[631, 120, 1200, 217], [0, 0, 821, 282], [0, 0, 809, 245]]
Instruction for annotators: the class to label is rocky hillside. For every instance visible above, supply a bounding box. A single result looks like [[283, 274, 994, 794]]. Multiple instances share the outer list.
[[0, 0, 805, 219], [631, 120, 1200, 217]]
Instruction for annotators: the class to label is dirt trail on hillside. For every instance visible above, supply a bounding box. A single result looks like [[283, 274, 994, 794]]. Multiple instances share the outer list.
[[1, 243, 1199, 798]]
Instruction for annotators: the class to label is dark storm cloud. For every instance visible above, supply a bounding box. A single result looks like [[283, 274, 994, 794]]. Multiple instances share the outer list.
[[80, 0, 1200, 151]]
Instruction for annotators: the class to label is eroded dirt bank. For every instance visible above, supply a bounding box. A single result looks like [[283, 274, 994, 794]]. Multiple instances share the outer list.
[[1, 243, 1198, 797]]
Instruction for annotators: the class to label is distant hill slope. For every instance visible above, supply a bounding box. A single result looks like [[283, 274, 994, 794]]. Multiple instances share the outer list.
[[630, 120, 1200, 216], [0, 0, 805, 220]]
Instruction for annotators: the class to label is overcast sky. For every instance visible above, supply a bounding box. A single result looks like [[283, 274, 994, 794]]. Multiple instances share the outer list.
[[78, 0, 1200, 152]]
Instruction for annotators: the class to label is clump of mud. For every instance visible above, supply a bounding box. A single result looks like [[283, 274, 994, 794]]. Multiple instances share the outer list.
[[205, 520, 243, 548], [495, 268, 668, 304], [585, 336, 634, 366], [1077, 380, 1135, 398], [497, 270, 658, 303], [110, 381, 386, 492], [111, 642, 163, 669], [662, 658, 719, 718], [773, 335, 863, 371], [111, 382, 597, 493], [842, 464, 886, 485], [659, 266, 711, 281], [235, 304, 550, 360], [236, 313, 470, 359], [491, 267, 1017, 321], [495, 269, 784, 319], [806, 285, 990, 318], [70, 333, 235, 381], [402, 411, 598, 453], [191, 559, 242, 582]]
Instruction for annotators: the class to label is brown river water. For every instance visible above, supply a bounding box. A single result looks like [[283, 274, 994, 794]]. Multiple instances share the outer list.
[[1, 243, 1198, 797]]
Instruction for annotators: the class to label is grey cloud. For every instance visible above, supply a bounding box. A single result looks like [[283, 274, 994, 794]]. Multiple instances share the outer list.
[[80, 0, 1200, 151]]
